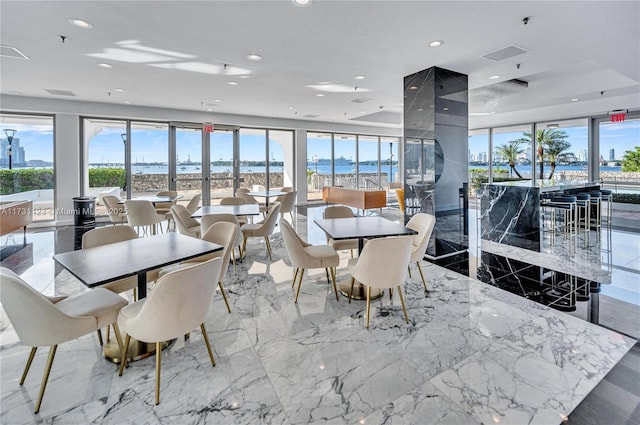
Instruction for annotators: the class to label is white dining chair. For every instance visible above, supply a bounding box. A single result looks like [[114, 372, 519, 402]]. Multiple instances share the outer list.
[[102, 195, 127, 225], [406, 213, 436, 293], [278, 190, 297, 222], [323, 205, 358, 258], [124, 200, 165, 236], [347, 236, 412, 328], [117, 258, 224, 405], [171, 204, 201, 238], [165, 193, 201, 232], [201, 213, 243, 272], [0, 267, 127, 413], [240, 202, 281, 260]]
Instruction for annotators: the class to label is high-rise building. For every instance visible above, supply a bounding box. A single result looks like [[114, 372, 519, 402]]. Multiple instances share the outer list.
[[609, 148, 615, 161]]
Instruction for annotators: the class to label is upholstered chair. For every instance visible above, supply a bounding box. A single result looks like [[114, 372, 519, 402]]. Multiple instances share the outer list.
[[240, 202, 281, 260], [219, 196, 248, 225], [165, 193, 200, 232], [154, 190, 177, 215], [323, 206, 358, 257], [201, 213, 243, 272], [159, 222, 237, 313], [117, 258, 223, 405], [280, 220, 340, 302], [82, 225, 139, 343], [347, 236, 412, 327], [278, 191, 297, 221], [124, 200, 165, 236], [171, 204, 201, 238], [0, 267, 127, 413], [275, 186, 294, 202], [102, 195, 127, 225], [406, 213, 436, 293]]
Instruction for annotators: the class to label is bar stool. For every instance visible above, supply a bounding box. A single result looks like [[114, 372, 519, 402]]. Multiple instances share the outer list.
[[545, 195, 577, 250], [588, 191, 602, 233], [574, 193, 591, 245], [600, 189, 613, 228]]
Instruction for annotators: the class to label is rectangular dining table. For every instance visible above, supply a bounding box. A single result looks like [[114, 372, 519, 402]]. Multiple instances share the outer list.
[[314, 216, 417, 299], [191, 204, 261, 218], [53, 233, 222, 362]]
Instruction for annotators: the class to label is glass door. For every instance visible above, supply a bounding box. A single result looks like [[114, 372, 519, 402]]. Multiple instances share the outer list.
[[171, 124, 206, 207], [209, 128, 237, 204]]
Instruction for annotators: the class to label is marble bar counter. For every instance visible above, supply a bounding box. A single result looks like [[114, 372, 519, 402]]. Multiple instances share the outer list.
[[479, 179, 599, 251]]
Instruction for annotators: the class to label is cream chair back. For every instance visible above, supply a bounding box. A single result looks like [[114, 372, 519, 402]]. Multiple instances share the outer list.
[[0, 268, 96, 347], [122, 258, 223, 343], [82, 225, 138, 249], [279, 219, 309, 267], [201, 213, 240, 238], [406, 213, 435, 262], [171, 204, 200, 237], [279, 191, 297, 218], [350, 237, 412, 289], [185, 194, 202, 213], [237, 193, 259, 205], [102, 195, 127, 224], [258, 202, 281, 236], [124, 200, 162, 227], [154, 190, 177, 212], [201, 222, 237, 282], [219, 197, 245, 205], [323, 205, 354, 219]]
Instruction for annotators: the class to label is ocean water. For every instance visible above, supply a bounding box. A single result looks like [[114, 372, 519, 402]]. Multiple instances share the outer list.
[[126, 164, 398, 175]]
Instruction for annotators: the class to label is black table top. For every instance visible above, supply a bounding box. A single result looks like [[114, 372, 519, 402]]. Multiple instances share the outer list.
[[314, 216, 417, 240], [191, 204, 261, 217], [248, 190, 286, 198], [118, 195, 183, 204], [53, 233, 222, 288]]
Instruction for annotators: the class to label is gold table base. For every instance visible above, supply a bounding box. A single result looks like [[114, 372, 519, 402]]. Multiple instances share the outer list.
[[103, 338, 173, 364], [338, 282, 383, 300]]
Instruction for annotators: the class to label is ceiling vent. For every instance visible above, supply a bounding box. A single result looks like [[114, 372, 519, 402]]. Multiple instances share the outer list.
[[44, 89, 76, 96], [482, 45, 528, 61], [304, 114, 319, 118], [350, 98, 373, 104], [0, 45, 29, 59], [470, 79, 528, 105]]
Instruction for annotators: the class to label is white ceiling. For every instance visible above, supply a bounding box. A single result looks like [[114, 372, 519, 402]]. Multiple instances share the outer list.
[[1, 1, 638, 129]]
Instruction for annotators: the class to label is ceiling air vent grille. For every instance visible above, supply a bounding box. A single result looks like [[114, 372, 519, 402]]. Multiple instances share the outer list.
[[0, 45, 29, 59], [351, 98, 372, 104], [482, 45, 528, 61], [44, 89, 76, 96], [304, 114, 319, 118]]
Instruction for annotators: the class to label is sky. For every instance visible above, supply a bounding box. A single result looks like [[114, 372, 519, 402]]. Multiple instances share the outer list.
[[1, 119, 638, 165]]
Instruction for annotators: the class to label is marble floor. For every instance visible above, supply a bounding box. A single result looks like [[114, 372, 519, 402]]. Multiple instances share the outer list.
[[0, 207, 638, 424]]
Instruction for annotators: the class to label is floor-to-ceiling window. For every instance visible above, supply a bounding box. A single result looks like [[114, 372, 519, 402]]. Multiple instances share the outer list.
[[306, 132, 332, 200], [492, 124, 532, 180], [333, 134, 357, 189], [599, 117, 640, 194], [358, 135, 379, 189], [381, 136, 400, 189], [535, 119, 588, 180], [239, 128, 267, 191], [0, 113, 55, 221], [268, 130, 294, 189], [130, 122, 169, 198], [468, 129, 490, 194]]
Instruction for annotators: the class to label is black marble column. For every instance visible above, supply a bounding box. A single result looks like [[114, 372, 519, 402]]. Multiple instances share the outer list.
[[404, 66, 468, 259]]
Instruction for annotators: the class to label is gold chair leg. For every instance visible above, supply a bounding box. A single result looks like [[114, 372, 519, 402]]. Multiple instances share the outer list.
[[96, 329, 104, 346], [242, 237, 247, 258], [133, 287, 138, 302], [34, 345, 57, 414], [330, 267, 339, 301], [218, 281, 231, 313], [111, 322, 125, 364], [20, 347, 37, 385], [416, 262, 428, 293], [348, 277, 355, 303], [200, 323, 216, 367], [119, 334, 131, 376], [265, 237, 273, 260], [106, 324, 111, 343], [291, 268, 299, 288], [365, 287, 371, 328], [294, 269, 305, 303], [397, 285, 409, 323], [350, 249, 354, 258], [155, 341, 161, 405]]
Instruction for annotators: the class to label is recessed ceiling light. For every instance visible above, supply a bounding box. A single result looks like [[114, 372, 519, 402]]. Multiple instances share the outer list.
[[292, 0, 311, 6], [316, 93, 325, 97], [207, 108, 213, 112], [97, 63, 113, 68], [114, 88, 125, 92], [215, 99, 222, 102], [489, 75, 500, 79], [247, 53, 262, 61], [417, 108, 424, 111], [124, 101, 131, 104], [409, 86, 418, 90], [571, 98, 579, 102], [360, 111, 367, 114], [288, 106, 294, 110], [228, 81, 238, 85], [443, 107, 449, 111], [429, 40, 443, 47], [68, 18, 93, 29], [354, 75, 366, 80]]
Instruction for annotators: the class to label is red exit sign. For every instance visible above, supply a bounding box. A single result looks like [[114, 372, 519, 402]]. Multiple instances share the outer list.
[[203, 124, 214, 132], [611, 113, 626, 123]]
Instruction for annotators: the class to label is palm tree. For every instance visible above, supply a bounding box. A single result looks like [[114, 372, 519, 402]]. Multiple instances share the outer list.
[[495, 140, 525, 178], [520, 129, 570, 179]]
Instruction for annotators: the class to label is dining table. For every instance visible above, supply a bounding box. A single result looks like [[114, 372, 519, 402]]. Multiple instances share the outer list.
[[191, 204, 261, 218], [53, 232, 222, 362], [248, 190, 286, 207], [314, 216, 417, 299], [117, 195, 183, 205]]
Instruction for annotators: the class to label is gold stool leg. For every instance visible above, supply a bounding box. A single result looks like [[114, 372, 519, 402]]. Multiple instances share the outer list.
[[200, 323, 216, 367], [34, 345, 57, 414], [119, 335, 131, 376], [155, 341, 161, 405], [20, 347, 37, 385], [330, 267, 339, 301], [111, 322, 125, 364], [291, 268, 299, 288], [218, 281, 232, 313], [265, 237, 273, 260], [416, 262, 428, 293], [294, 269, 305, 303], [397, 285, 409, 323], [365, 286, 372, 328]]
